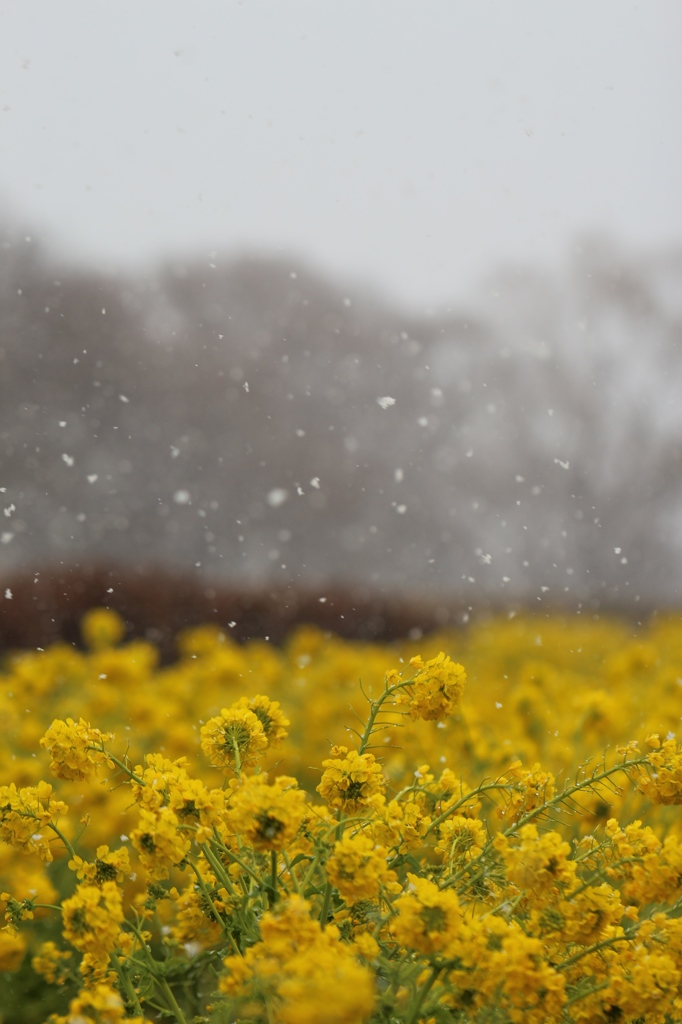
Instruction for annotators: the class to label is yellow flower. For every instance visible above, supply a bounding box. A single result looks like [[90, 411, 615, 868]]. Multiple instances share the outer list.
[[396, 652, 466, 721], [68, 844, 132, 886], [62, 881, 124, 959], [634, 734, 682, 804], [219, 895, 375, 1024], [200, 704, 268, 773], [131, 752, 192, 809], [233, 694, 290, 748], [168, 774, 226, 844], [130, 806, 191, 880], [371, 797, 431, 853], [326, 832, 399, 903], [435, 815, 487, 866], [40, 717, 113, 782], [497, 761, 556, 824], [0, 780, 69, 861], [0, 928, 26, 972], [228, 773, 307, 852], [391, 873, 464, 955], [80, 607, 126, 650], [494, 824, 576, 893], [604, 818, 682, 905], [32, 940, 72, 984], [317, 745, 385, 814], [479, 917, 567, 1023], [531, 882, 624, 945], [47, 982, 153, 1024]]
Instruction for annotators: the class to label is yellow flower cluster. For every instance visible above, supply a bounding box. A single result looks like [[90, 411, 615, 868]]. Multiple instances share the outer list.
[[317, 745, 386, 813], [219, 895, 376, 1024], [326, 832, 399, 902], [40, 716, 113, 781], [227, 773, 307, 852], [395, 651, 466, 721], [2, 607, 682, 1023], [0, 780, 68, 861]]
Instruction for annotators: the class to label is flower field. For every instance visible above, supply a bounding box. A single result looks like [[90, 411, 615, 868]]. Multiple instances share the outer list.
[[2, 607, 682, 1023]]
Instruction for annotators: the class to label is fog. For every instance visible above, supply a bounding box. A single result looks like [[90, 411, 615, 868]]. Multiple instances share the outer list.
[[1, 228, 680, 608], [1, 4, 681, 613]]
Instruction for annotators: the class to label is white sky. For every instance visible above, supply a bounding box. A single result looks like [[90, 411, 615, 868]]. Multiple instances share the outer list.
[[1, 1, 681, 306]]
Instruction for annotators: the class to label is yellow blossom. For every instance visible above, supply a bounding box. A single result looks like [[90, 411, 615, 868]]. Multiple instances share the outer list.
[[396, 652, 466, 721], [634, 733, 682, 804], [317, 745, 385, 813], [68, 844, 132, 886], [391, 873, 464, 955], [200, 704, 268, 773], [32, 941, 73, 984], [228, 773, 307, 851], [494, 823, 576, 893], [46, 982, 153, 1024], [80, 607, 126, 650], [62, 881, 124, 960], [0, 780, 69, 861], [435, 814, 487, 865], [326, 832, 399, 902], [219, 895, 375, 1024], [233, 694, 290, 747], [0, 928, 26, 972], [130, 805, 191, 880], [40, 717, 114, 782]]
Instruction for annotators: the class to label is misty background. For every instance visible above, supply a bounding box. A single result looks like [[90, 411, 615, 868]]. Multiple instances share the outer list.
[[1, 3, 681, 607]]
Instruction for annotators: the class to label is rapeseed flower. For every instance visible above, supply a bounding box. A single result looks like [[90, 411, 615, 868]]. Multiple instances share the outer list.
[[40, 717, 113, 782], [80, 607, 126, 650], [46, 982, 153, 1024], [200, 704, 268, 773], [317, 745, 385, 813], [326, 832, 399, 902], [435, 814, 487, 865], [219, 895, 375, 1024], [635, 733, 682, 804], [61, 881, 124, 960], [227, 773, 307, 851], [396, 652, 466, 721], [391, 873, 463, 955], [130, 806, 191, 880], [0, 780, 68, 861], [6, 610, 682, 1022]]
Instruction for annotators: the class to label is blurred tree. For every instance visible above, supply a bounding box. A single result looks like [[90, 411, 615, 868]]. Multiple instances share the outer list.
[[1, 225, 680, 608]]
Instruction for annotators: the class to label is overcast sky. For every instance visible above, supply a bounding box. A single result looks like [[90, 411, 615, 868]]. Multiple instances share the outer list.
[[1, 1, 680, 306]]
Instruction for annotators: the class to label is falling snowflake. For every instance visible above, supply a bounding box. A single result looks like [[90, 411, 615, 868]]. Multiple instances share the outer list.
[[267, 488, 289, 508]]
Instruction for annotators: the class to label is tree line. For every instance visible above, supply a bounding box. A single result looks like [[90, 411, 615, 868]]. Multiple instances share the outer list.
[[1, 226, 680, 609]]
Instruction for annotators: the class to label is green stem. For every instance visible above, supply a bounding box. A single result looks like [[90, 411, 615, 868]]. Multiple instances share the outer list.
[[319, 882, 333, 929], [564, 979, 611, 1008], [269, 849, 278, 906], [204, 837, 261, 888], [511, 756, 649, 833], [128, 918, 189, 1024], [424, 781, 513, 837], [47, 821, 78, 860], [282, 853, 302, 894], [231, 737, 242, 779], [357, 677, 415, 755], [188, 859, 240, 955], [157, 976, 189, 1024], [198, 843, 240, 897], [109, 952, 144, 1018], [558, 929, 637, 971], [94, 748, 145, 786], [405, 964, 442, 1024]]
